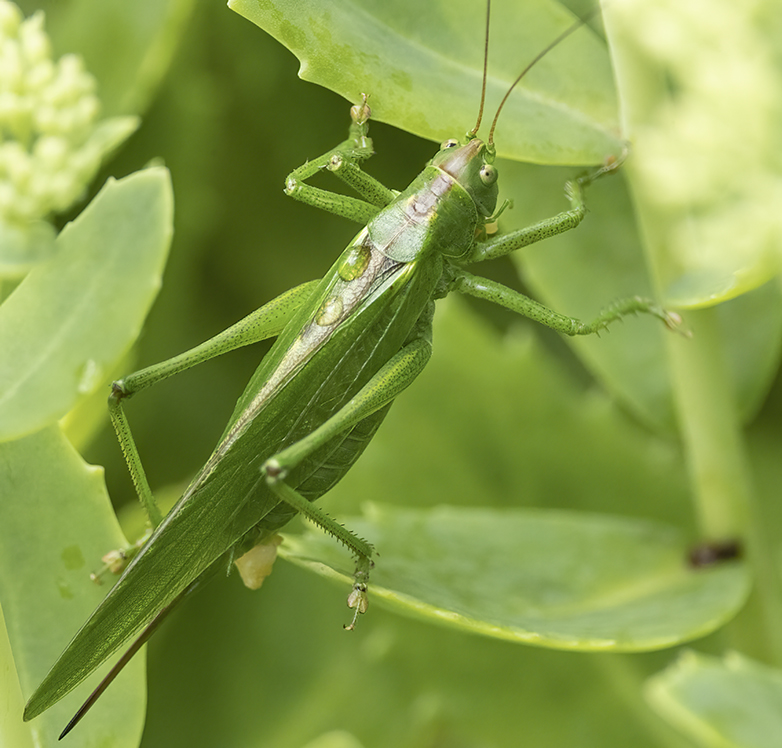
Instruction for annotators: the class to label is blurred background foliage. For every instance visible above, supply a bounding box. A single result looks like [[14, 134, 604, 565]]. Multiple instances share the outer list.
[[3, 0, 782, 746]]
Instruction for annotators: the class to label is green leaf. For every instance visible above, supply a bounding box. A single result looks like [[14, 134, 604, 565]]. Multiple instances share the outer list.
[[645, 651, 782, 748], [602, 0, 782, 308], [0, 425, 145, 747], [0, 609, 32, 748], [0, 167, 173, 442], [140, 555, 669, 748], [281, 504, 749, 651], [0, 220, 57, 280], [229, 0, 622, 164]]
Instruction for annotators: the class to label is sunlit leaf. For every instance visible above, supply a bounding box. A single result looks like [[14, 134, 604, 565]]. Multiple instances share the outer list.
[[646, 651, 782, 748], [0, 426, 145, 747], [282, 504, 749, 651], [0, 168, 173, 442], [229, 0, 622, 163]]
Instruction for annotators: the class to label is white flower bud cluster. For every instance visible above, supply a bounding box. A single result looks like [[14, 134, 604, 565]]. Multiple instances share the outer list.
[[0, 0, 107, 223]]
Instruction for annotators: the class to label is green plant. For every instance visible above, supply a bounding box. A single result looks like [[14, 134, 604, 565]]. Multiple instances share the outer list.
[[2, 1, 781, 746]]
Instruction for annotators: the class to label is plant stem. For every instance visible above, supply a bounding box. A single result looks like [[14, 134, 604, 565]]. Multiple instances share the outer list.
[[604, 0, 782, 667], [666, 311, 782, 664], [667, 310, 748, 538]]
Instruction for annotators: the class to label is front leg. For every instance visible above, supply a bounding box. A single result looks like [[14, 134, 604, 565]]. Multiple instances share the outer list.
[[284, 95, 396, 224], [465, 154, 626, 264]]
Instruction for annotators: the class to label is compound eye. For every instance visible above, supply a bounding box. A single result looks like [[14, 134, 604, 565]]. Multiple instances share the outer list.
[[479, 163, 498, 186], [440, 138, 459, 150]]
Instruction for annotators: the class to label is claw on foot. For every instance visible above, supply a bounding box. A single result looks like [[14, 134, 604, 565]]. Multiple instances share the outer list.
[[90, 529, 153, 584], [344, 582, 369, 631], [663, 310, 691, 337]]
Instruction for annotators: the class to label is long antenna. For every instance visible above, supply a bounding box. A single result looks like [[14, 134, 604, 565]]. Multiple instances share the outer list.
[[488, 8, 601, 147], [469, 0, 492, 137]]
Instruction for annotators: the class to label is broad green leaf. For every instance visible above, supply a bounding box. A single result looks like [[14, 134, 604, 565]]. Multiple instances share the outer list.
[[645, 651, 782, 748], [141, 554, 669, 748], [0, 221, 56, 280], [229, 0, 622, 164], [0, 425, 145, 747], [281, 504, 749, 651], [603, 0, 782, 308], [0, 609, 31, 748], [0, 167, 173, 442]]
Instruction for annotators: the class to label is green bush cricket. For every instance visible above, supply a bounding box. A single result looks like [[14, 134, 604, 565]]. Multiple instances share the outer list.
[[23, 1, 680, 737]]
